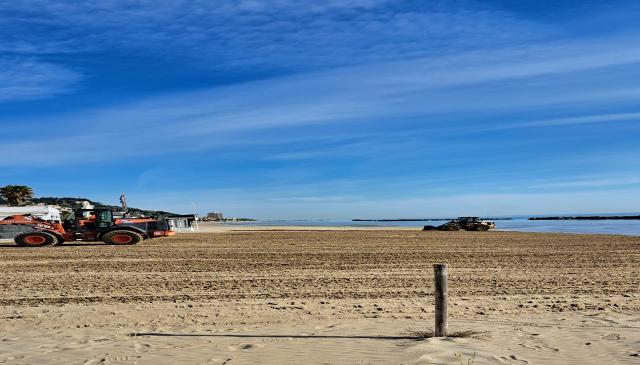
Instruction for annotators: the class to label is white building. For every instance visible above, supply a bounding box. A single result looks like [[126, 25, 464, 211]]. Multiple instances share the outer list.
[[0, 205, 62, 221]]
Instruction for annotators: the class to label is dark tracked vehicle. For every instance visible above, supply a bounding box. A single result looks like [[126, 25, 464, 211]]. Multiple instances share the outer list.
[[423, 217, 496, 231]]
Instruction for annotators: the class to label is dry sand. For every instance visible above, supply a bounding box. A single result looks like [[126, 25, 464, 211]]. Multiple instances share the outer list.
[[195, 222, 419, 232], [0, 230, 638, 364]]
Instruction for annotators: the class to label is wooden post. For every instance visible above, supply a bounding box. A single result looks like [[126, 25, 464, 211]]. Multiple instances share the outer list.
[[434, 263, 448, 337]]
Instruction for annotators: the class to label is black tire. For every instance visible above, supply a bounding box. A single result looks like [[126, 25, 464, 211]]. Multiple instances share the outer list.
[[474, 225, 489, 231], [442, 223, 461, 231], [102, 230, 143, 245], [15, 231, 58, 247]]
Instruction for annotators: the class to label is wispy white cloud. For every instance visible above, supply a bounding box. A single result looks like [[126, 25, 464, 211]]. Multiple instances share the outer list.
[[2, 33, 640, 164], [2, 1, 638, 218], [0, 58, 81, 101], [528, 176, 640, 189], [466, 112, 640, 133], [1, 0, 548, 71]]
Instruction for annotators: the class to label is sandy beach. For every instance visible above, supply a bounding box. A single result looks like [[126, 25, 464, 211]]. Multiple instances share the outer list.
[[1, 229, 638, 364], [5, 1, 640, 363]]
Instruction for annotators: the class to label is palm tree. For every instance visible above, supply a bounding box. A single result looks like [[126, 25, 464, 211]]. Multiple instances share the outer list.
[[0, 185, 34, 206]]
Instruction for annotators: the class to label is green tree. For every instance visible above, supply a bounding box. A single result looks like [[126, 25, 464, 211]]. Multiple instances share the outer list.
[[0, 185, 34, 206]]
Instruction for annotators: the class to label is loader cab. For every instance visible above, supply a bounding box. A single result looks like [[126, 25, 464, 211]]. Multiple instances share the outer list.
[[74, 208, 114, 229], [457, 216, 480, 223]]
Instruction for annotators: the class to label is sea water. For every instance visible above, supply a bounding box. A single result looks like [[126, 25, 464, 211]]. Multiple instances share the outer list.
[[222, 218, 640, 236]]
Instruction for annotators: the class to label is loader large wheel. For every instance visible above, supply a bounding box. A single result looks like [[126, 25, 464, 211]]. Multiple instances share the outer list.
[[15, 231, 57, 247], [103, 230, 143, 245], [474, 225, 490, 231]]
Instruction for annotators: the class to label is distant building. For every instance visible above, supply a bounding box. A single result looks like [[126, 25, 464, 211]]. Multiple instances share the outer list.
[[207, 212, 224, 221]]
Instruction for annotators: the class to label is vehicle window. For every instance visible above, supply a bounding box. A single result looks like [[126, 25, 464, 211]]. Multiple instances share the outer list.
[[97, 210, 111, 221]]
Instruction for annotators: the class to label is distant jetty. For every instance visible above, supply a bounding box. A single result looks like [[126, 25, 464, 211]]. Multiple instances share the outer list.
[[529, 215, 640, 220]]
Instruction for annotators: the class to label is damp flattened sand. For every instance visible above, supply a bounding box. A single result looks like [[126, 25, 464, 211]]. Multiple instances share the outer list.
[[0, 230, 638, 364]]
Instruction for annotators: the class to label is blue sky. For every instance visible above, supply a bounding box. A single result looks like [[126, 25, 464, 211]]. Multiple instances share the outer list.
[[1, 0, 640, 218]]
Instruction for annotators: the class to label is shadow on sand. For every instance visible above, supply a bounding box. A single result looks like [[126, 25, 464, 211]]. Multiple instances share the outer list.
[[130, 333, 427, 341]]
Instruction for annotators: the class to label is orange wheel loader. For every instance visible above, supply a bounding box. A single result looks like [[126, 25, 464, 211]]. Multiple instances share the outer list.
[[0, 208, 174, 247]]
